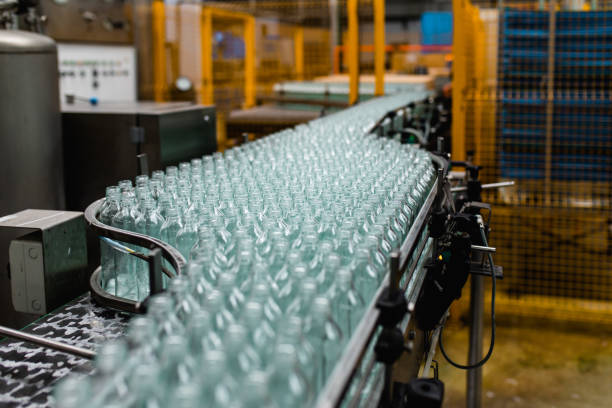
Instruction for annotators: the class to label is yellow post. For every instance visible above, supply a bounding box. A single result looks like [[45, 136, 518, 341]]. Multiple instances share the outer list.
[[451, 0, 466, 162], [200, 8, 214, 105], [472, 10, 485, 167], [347, 0, 359, 105], [373, 0, 385, 97], [294, 26, 304, 81], [152, 0, 166, 102], [244, 15, 256, 108]]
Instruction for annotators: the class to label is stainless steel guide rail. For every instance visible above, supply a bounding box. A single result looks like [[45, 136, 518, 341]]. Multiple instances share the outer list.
[[84, 198, 187, 313], [315, 172, 440, 408]]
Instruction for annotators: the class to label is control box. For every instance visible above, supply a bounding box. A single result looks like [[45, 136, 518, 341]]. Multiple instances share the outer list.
[[9, 240, 46, 314], [0, 210, 89, 315], [57, 43, 137, 103]]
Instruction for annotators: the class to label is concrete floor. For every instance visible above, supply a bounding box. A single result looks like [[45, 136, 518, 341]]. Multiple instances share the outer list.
[[437, 321, 612, 408]]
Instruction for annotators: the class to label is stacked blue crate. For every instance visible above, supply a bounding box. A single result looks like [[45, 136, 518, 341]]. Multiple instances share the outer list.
[[498, 9, 612, 182]]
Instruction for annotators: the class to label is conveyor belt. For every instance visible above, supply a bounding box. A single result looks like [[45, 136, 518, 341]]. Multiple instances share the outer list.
[[0, 295, 128, 407]]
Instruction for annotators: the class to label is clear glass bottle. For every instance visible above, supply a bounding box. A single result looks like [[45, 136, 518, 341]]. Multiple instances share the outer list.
[[176, 212, 198, 261], [240, 300, 276, 363], [204, 289, 235, 333], [110, 193, 139, 298], [223, 323, 262, 379], [160, 335, 194, 385], [268, 344, 312, 408], [239, 370, 278, 408], [303, 296, 343, 392], [99, 186, 120, 293], [286, 277, 317, 318], [54, 375, 92, 408], [160, 207, 183, 283], [326, 268, 365, 337], [168, 275, 201, 323]]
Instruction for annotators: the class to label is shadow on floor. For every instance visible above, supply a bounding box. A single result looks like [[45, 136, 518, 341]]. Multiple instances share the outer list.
[[436, 321, 612, 408]]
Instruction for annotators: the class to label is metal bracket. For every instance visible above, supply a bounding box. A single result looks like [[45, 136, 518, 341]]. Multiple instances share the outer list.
[[470, 262, 503, 279]]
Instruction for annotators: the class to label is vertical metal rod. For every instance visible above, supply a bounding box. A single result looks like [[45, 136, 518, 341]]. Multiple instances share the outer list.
[[437, 136, 444, 153], [544, 0, 556, 205], [294, 26, 304, 81], [200, 7, 214, 105], [389, 251, 400, 296], [347, 0, 359, 105], [149, 248, 164, 295], [466, 274, 484, 408], [373, 0, 385, 96], [243, 15, 257, 109], [329, 0, 339, 75]]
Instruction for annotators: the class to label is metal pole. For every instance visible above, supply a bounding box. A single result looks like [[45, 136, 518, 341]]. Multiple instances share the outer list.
[[347, 0, 359, 105], [373, 0, 385, 96], [243, 15, 257, 108], [466, 273, 484, 408], [0, 325, 96, 360], [544, 0, 556, 205], [329, 0, 338, 75], [152, 0, 166, 102]]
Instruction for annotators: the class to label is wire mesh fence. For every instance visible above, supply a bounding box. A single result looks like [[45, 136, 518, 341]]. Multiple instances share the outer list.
[[454, 0, 612, 324]]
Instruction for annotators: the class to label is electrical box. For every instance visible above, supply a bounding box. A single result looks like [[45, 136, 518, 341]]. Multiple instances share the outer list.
[[57, 43, 137, 103], [0, 210, 89, 315]]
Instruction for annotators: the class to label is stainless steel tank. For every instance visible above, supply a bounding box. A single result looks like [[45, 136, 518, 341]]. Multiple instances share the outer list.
[[0, 30, 64, 213], [0, 30, 64, 329]]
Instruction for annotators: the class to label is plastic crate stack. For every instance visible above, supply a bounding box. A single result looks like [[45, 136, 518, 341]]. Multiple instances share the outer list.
[[498, 9, 612, 182]]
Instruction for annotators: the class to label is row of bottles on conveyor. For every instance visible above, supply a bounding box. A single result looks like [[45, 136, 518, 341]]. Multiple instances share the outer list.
[[56, 93, 436, 408]]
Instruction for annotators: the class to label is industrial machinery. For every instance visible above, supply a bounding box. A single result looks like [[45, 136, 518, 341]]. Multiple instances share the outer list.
[[0, 28, 65, 329], [61, 102, 217, 212], [0, 93, 507, 407]]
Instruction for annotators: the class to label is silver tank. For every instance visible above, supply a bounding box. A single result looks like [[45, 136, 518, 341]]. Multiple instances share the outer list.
[[0, 30, 65, 214]]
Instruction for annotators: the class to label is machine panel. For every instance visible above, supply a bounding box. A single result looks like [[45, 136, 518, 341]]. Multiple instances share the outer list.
[[57, 43, 137, 102]]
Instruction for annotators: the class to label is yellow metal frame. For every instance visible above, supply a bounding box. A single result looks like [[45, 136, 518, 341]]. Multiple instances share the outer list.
[[293, 26, 304, 81], [347, 0, 359, 105], [373, 0, 385, 96], [200, 7, 256, 109], [152, 0, 166, 102]]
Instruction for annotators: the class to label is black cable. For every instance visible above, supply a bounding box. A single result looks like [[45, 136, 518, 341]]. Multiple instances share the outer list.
[[438, 226, 496, 370]]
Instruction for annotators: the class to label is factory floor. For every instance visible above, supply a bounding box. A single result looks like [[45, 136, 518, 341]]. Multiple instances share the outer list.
[[436, 319, 612, 408]]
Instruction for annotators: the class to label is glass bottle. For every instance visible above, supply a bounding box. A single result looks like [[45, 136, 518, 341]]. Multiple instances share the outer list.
[[176, 212, 198, 261], [54, 375, 92, 408], [240, 300, 276, 363], [336, 227, 355, 267], [268, 344, 312, 408], [223, 323, 262, 379], [239, 371, 278, 408], [326, 268, 365, 337], [314, 252, 341, 294], [160, 335, 194, 385], [277, 262, 308, 312], [160, 207, 183, 282], [110, 193, 138, 298], [147, 293, 184, 336], [351, 247, 380, 299], [286, 277, 317, 318], [187, 309, 222, 355], [303, 296, 343, 392], [275, 315, 317, 391], [129, 362, 161, 408], [168, 275, 201, 323], [99, 187, 120, 293], [249, 281, 283, 326], [204, 289, 235, 333]]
